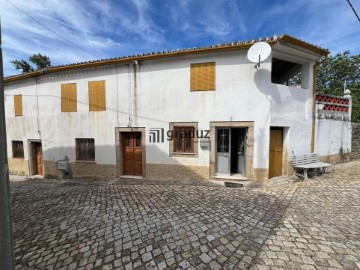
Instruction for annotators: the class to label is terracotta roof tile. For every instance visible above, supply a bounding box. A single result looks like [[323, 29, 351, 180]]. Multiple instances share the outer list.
[[4, 34, 328, 83]]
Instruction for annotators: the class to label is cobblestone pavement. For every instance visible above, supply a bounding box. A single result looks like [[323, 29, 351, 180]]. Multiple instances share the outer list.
[[10, 161, 360, 270]]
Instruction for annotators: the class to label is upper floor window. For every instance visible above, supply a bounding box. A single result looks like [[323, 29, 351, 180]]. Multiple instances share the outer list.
[[61, 83, 77, 112], [190, 62, 215, 91], [12, 141, 24, 158], [76, 138, 95, 161], [88, 80, 106, 111], [14, 95, 22, 116]]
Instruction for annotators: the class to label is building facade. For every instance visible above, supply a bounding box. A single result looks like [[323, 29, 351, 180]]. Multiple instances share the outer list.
[[4, 35, 352, 180]]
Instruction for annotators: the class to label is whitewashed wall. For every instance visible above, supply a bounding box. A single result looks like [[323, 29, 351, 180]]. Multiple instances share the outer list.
[[5, 49, 315, 171]]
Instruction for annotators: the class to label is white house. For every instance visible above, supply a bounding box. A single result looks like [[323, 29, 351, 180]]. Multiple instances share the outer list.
[[4, 34, 352, 181]]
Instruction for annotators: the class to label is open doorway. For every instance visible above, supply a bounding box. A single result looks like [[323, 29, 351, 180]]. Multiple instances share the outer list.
[[28, 141, 43, 176]]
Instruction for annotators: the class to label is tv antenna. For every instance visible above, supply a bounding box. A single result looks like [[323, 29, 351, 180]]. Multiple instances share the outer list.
[[247, 42, 271, 68]]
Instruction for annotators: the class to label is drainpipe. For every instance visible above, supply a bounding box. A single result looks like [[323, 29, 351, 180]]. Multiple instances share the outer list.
[[311, 56, 328, 153]]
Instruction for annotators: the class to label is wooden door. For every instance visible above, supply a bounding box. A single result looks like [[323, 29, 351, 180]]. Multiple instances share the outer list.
[[269, 129, 283, 178], [122, 132, 142, 176], [35, 143, 43, 175]]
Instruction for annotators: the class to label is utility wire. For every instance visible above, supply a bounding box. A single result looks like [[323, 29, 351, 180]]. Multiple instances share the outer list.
[[346, 0, 360, 22], [5, 0, 101, 58]]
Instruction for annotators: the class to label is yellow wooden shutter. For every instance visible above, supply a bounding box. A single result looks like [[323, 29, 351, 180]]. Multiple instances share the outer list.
[[88, 81, 97, 111], [97, 81, 106, 111], [14, 95, 23, 116], [88, 80, 106, 111], [190, 62, 215, 91], [61, 83, 77, 112]]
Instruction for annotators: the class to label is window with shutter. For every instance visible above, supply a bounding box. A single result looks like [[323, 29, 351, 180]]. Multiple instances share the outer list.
[[173, 126, 195, 153], [88, 80, 106, 111], [76, 138, 95, 161], [190, 62, 215, 91], [61, 83, 77, 112], [14, 95, 23, 116]]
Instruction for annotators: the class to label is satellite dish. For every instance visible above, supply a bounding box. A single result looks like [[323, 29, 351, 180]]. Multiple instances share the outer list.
[[247, 42, 271, 68]]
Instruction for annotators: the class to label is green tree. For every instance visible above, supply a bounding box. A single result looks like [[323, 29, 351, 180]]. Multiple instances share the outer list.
[[10, 59, 34, 73], [11, 53, 51, 73], [29, 53, 51, 69], [316, 51, 360, 122]]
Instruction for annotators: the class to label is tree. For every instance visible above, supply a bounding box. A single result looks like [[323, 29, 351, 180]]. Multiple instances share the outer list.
[[316, 51, 360, 122], [29, 53, 51, 69], [10, 59, 34, 73], [11, 53, 51, 73]]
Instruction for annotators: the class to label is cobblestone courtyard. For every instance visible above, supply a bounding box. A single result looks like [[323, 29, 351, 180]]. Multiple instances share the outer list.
[[11, 161, 360, 270]]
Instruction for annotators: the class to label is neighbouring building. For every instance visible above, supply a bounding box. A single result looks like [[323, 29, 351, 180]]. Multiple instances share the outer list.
[[4, 34, 352, 180]]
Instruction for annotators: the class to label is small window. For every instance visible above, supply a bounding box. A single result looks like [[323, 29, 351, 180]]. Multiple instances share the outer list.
[[14, 95, 23, 116], [89, 80, 106, 111], [190, 62, 215, 91], [76, 139, 95, 161], [174, 126, 195, 153], [12, 141, 24, 158], [61, 83, 77, 112]]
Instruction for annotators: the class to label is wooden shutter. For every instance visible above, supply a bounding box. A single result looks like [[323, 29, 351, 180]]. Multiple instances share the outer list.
[[190, 62, 215, 91], [14, 95, 23, 116], [89, 80, 106, 111], [61, 83, 77, 112]]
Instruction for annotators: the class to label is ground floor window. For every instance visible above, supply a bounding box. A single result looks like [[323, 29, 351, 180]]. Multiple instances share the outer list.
[[12, 141, 24, 158], [174, 126, 195, 153], [76, 138, 95, 161], [169, 122, 198, 157]]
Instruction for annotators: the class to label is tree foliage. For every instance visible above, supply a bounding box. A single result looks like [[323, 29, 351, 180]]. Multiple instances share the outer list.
[[29, 53, 51, 69], [316, 51, 360, 122], [11, 53, 51, 73], [10, 59, 34, 73]]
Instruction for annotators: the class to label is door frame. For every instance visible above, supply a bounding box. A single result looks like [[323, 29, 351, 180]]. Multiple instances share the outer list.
[[210, 122, 254, 179], [115, 127, 146, 178], [27, 139, 43, 176]]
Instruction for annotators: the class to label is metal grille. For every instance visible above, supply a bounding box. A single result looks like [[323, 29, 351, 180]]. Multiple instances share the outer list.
[[76, 139, 95, 161]]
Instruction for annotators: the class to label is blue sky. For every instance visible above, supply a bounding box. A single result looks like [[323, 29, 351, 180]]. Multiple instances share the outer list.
[[2, 0, 360, 76]]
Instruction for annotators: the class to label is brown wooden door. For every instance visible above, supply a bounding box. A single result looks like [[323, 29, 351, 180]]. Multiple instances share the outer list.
[[35, 143, 43, 175], [269, 129, 283, 178], [122, 132, 142, 176]]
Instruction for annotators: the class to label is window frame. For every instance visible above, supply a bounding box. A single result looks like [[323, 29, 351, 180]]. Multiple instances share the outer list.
[[169, 122, 198, 158], [75, 138, 95, 161], [12, 141, 24, 159], [173, 126, 195, 154]]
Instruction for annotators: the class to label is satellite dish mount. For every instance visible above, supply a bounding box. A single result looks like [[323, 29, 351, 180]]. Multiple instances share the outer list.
[[247, 42, 272, 69]]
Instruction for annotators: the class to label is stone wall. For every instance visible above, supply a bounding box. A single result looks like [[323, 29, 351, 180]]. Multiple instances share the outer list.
[[146, 164, 209, 180], [352, 122, 360, 160], [8, 158, 29, 175], [44, 160, 116, 179]]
